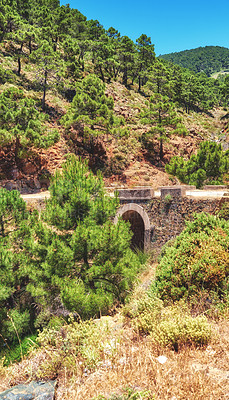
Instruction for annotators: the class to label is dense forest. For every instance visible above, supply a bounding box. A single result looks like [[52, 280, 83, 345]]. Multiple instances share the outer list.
[[0, 0, 228, 190], [159, 46, 229, 77], [0, 1, 229, 398]]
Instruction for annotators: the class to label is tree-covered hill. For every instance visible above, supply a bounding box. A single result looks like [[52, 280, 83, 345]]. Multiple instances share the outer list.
[[159, 46, 229, 77], [0, 0, 228, 191], [0, 2, 229, 396]]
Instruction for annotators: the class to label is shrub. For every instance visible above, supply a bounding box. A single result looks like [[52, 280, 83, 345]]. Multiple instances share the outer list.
[[166, 142, 229, 188], [2, 310, 30, 344], [35, 318, 119, 379], [123, 287, 163, 329], [164, 194, 172, 204], [218, 202, 229, 220], [150, 305, 212, 350], [0, 65, 14, 84], [153, 213, 229, 303], [97, 388, 154, 400], [124, 290, 212, 350], [0, 334, 37, 365]]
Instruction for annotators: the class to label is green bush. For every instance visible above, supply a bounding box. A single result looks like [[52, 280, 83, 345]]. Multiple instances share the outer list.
[[35, 318, 118, 379], [154, 213, 229, 303], [1, 309, 30, 343], [0, 334, 37, 365], [150, 305, 212, 350], [166, 141, 229, 188], [124, 290, 212, 350], [97, 388, 154, 400], [218, 202, 229, 220], [164, 194, 172, 204], [0, 65, 14, 84]]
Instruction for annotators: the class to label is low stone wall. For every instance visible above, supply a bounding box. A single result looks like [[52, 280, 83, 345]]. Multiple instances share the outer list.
[[116, 186, 227, 255], [145, 197, 222, 254], [118, 188, 154, 201]]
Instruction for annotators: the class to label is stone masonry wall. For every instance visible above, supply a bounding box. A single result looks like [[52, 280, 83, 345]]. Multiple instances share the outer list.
[[145, 197, 222, 254], [118, 187, 224, 255]]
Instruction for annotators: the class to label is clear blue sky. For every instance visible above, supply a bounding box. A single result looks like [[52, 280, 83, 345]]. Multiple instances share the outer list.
[[60, 0, 229, 56]]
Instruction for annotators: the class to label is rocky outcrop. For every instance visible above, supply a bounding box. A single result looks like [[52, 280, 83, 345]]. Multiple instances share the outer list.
[[0, 381, 56, 400]]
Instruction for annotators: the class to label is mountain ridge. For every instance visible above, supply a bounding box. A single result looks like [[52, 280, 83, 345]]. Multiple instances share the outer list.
[[159, 45, 229, 77]]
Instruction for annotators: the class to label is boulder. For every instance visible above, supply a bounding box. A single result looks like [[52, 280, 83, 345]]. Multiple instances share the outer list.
[[0, 381, 56, 400], [22, 162, 37, 175]]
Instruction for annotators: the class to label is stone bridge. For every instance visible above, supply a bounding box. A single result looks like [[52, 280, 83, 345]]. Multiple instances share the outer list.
[[113, 185, 229, 254], [22, 185, 229, 255]]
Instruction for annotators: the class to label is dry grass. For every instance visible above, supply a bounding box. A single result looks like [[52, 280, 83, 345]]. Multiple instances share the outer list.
[[0, 317, 228, 400], [52, 319, 229, 400], [0, 271, 228, 400]]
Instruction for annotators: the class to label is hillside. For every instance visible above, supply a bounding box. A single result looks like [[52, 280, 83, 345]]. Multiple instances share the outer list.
[[0, 1, 229, 398], [0, 1, 228, 192], [159, 46, 229, 77]]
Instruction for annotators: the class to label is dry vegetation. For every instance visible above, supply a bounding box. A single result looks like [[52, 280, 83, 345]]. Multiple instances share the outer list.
[[0, 283, 228, 400]]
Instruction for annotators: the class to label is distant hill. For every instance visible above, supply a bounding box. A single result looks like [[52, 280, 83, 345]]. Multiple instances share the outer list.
[[159, 46, 229, 77]]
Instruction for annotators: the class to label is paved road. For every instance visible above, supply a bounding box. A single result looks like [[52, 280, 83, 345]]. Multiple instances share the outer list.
[[186, 189, 228, 198], [22, 191, 50, 201], [21, 188, 228, 202]]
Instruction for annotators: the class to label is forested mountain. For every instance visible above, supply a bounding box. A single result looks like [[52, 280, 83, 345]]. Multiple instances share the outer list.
[[0, 0, 228, 192], [0, 1, 229, 396], [159, 46, 229, 77]]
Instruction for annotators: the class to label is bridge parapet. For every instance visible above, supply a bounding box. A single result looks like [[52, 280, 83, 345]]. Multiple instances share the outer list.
[[115, 185, 229, 254], [203, 185, 228, 190], [116, 185, 229, 202], [116, 185, 196, 202], [117, 187, 154, 202], [159, 185, 195, 199]]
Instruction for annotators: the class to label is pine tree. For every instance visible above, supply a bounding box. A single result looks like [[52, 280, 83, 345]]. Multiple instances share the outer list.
[[136, 34, 155, 92], [27, 156, 141, 318], [91, 34, 118, 83], [62, 37, 80, 79], [44, 155, 118, 230], [220, 75, 229, 106], [141, 93, 187, 160], [0, 188, 32, 344], [30, 40, 63, 110], [118, 36, 136, 86], [0, 87, 59, 163], [166, 141, 229, 188], [62, 74, 121, 152]]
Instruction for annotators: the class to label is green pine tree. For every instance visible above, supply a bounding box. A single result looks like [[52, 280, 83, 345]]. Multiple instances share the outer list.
[[62, 74, 122, 152], [141, 93, 187, 160], [0, 87, 59, 164]]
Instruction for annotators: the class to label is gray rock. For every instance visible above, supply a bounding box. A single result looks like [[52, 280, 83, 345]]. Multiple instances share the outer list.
[[0, 381, 56, 400]]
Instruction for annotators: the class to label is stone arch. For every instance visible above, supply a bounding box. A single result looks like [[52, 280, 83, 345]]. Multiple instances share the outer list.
[[114, 203, 151, 251]]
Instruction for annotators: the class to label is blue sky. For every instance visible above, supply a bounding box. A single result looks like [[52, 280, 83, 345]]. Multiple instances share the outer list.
[[60, 0, 229, 55]]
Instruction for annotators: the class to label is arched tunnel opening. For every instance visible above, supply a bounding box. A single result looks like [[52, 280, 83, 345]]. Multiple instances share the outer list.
[[122, 210, 145, 250]]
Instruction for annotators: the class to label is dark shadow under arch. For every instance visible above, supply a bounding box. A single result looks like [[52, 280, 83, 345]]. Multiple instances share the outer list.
[[122, 210, 144, 250], [114, 203, 151, 251]]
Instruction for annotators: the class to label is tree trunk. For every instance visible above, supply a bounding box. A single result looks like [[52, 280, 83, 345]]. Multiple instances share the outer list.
[[83, 241, 89, 267], [42, 70, 48, 110], [0, 217, 5, 237], [78, 55, 84, 71], [53, 36, 58, 51], [17, 56, 21, 76], [159, 138, 163, 160], [29, 37, 32, 54], [99, 65, 104, 82], [15, 135, 20, 165], [138, 76, 141, 92], [123, 67, 127, 86]]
